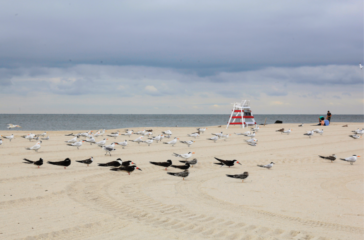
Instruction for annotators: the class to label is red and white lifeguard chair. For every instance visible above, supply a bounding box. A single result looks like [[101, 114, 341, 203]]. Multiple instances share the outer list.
[[226, 100, 257, 129]]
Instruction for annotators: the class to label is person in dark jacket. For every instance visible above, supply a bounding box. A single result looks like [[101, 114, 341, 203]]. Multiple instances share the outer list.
[[327, 111, 332, 122]]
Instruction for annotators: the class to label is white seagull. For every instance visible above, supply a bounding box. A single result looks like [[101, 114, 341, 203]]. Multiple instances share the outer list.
[[96, 138, 108, 146], [152, 135, 163, 143], [212, 132, 224, 138], [313, 129, 324, 135], [116, 140, 128, 149], [41, 136, 50, 140], [162, 130, 172, 136], [7, 124, 21, 129], [122, 130, 133, 137], [180, 140, 195, 147], [65, 136, 78, 143], [85, 136, 96, 145], [26, 141, 42, 152], [107, 132, 120, 139], [188, 132, 200, 139], [251, 126, 259, 132], [340, 155, 360, 165], [1, 134, 14, 141], [247, 132, 256, 138], [208, 135, 219, 143], [163, 137, 179, 146], [304, 130, 314, 138], [245, 138, 257, 143], [173, 152, 195, 159], [143, 139, 154, 146], [282, 129, 292, 135], [136, 130, 145, 135], [67, 140, 85, 150], [257, 162, 275, 169], [221, 134, 231, 141], [132, 136, 144, 144], [102, 145, 116, 156], [197, 127, 207, 133], [350, 134, 361, 139]]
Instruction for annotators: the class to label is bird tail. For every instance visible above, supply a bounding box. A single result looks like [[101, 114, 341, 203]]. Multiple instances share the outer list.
[[167, 172, 176, 176], [23, 158, 33, 164], [172, 153, 179, 157], [163, 142, 168, 144], [179, 160, 187, 163], [226, 174, 234, 178], [97, 163, 109, 167], [47, 161, 58, 165], [257, 164, 265, 167], [110, 168, 119, 171], [340, 158, 347, 161], [318, 156, 325, 159]]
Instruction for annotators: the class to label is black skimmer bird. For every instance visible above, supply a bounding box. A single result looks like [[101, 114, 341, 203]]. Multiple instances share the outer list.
[[319, 154, 336, 163], [214, 157, 241, 168], [167, 170, 189, 180], [298, 123, 303, 127], [76, 157, 94, 166], [98, 158, 132, 167], [342, 124, 348, 127], [47, 158, 71, 169], [257, 162, 275, 169], [150, 160, 172, 170], [171, 162, 190, 170], [110, 165, 142, 175], [179, 158, 197, 167], [23, 158, 43, 168], [340, 155, 360, 165], [226, 172, 249, 182]]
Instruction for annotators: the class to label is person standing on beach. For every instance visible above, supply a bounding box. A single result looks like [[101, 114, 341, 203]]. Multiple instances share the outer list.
[[327, 111, 332, 122]]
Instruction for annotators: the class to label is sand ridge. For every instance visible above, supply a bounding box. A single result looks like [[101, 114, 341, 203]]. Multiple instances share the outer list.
[[0, 122, 363, 239]]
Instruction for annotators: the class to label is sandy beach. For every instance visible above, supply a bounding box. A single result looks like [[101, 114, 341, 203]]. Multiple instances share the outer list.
[[0, 122, 363, 240]]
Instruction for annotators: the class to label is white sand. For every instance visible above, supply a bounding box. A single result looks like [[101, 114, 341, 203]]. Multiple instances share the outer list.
[[0, 122, 363, 240]]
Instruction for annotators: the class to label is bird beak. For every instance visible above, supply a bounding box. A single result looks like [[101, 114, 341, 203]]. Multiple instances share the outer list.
[[177, 138, 179, 140], [137, 167, 142, 171], [132, 162, 134, 164], [106, 138, 108, 140], [358, 156, 361, 157], [237, 161, 242, 165], [192, 152, 195, 154]]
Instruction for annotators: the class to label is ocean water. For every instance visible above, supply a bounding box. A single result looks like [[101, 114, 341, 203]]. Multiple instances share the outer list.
[[0, 114, 362, 131]]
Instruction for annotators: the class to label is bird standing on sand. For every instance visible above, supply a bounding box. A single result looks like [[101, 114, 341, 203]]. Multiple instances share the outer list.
[[143, 138, 154, 146], [26, 141, 42, 152], [188, 132, 200, 138], [304, 130, 314, 138], [171, 162, 190, 170], [122, 130, 133, 137], [107, 132, 120, 139], [152, 135, 163, 143], [349, 134, 361, 139], [65, 136, 78, 143], [116, 140, 128, 148], [41, 136, 50, 140], [197, 127, 207, 133], [85, 136, 96, 145], [48, 158, 71, 169], [167, 170, 189, 180], [163, 137, 178, 146], [298, 123, 303, 127], [214, 157, 241, 167], [98, 158, 133, 167], [313, 129, 324, 135], [208, 135, 219, 143], [0, 139, 2, 146], [102, 145, 116, 156], [173, 152, 195, 159], [1, 134, 14, 141], [132, 136, 144, 144], [319, 154, 336, 163], [340, 155, 360, 165], [282, 129, 291, 135], [110, 165, 142, 175], [67, 140, 85, 150], [226, 172, 249, 182], [180, 140, 195, 147], [150, 160, 173, 170], [23, 158, 43, 168], [179, 158, 197, 167], [96, 138, 107, 146], [257, 162, 275, 169], [76, 157, 94, 166]]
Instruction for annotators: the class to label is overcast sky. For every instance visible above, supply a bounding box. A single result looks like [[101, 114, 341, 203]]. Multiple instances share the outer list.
[[0, 0, 363, 114]]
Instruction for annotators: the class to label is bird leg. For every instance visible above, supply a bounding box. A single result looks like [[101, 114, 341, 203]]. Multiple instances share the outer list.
[[64, 167, 66, 169], [128, 172, 130, 175]]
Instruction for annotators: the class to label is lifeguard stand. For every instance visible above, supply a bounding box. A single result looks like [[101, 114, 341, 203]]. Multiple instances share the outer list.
[[226, 100, 257, 129]]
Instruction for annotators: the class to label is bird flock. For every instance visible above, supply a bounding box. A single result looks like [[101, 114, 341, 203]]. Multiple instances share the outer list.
[[1, 122, 362, 182]]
